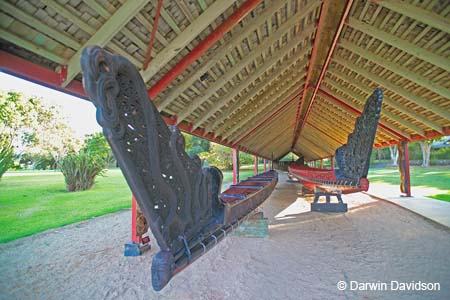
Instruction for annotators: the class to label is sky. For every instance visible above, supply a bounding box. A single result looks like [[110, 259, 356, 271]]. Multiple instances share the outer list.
[[0, 72, 101, 138]]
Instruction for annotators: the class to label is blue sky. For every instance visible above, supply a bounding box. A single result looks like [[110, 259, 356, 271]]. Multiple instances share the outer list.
[[0, 72, 101, 138]]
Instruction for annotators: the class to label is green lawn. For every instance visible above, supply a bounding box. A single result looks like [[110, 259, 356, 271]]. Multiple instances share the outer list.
[[0, 169, 131, 243], [0, 166, 268, 243], [368, 166, 450, 202]]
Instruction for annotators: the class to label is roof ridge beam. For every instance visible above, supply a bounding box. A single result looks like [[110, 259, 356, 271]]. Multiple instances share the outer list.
[[347, 17, 450, 73]]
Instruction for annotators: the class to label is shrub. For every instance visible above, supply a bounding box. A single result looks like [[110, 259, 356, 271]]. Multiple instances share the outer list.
[[0, 136, 14, 180], [58, 151, 106, 192]]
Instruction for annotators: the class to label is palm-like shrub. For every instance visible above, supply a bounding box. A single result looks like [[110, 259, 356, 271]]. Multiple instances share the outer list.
[[58, 151, 106, 192], [0, 137, 14, 181]]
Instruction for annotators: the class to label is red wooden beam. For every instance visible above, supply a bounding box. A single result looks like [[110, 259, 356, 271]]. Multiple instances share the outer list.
[[291, 0, 354, 148], [232, 148, 239, 184], [292, 0, 328, 146], [374, 127, 450, 148], [0, 50, 87, 99], [232, 89, 303, 147], [147, 0, 262, 99], [317, 88, 409, 140]]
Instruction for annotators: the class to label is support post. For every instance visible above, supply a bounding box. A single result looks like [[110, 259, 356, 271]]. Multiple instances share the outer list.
[[124, 196, 151, 256], [320, 159, 324, 169], [254, 155, 258, 175], [398, 140, 412, 197], [331, 155, 334, 170], [264, 159, 267, 172], [232, 148, 240, 184]]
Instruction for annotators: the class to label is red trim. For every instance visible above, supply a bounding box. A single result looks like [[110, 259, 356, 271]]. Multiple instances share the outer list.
[[147, 0, 262, 99], [254, 155, 258, 175], [374, 127, 450, 148], [292, 0, 354, 148], [0, 50, 87, 99], [232, 89, 303, 147], [131, 195, 140, 243], [143, 0, 163, 70], [317, 89, 408, 140], [264, 159, 267, 171]]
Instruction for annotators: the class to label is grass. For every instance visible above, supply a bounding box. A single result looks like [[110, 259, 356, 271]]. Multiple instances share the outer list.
[[0, 169, 131, 243], [368, 166, 450, 202], [0, 166, 268, 243]]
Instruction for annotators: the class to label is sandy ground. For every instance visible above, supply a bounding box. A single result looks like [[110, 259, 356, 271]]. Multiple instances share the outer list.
[[1, 173, 449, 300]]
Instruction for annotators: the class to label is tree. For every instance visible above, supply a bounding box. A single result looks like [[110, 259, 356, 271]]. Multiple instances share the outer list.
[[82, 132, 115, 165], [182, 133, 210, 156], [199, 143, 232, 170], [0, 135, 14, 180], [0, 91, 80, 167], [389, 145, 399, 166], [419, 138, 442, 167]]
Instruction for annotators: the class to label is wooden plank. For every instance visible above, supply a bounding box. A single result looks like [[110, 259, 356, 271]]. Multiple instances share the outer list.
[[185, 23, 315, 127], [319, 86, 412, 139], [62, 0, 149, 86], [376, 0, 450, 35], [333, 56, 450, 122], [0, 2, 81, 50], [326, 67, 444, 133], [339, 40, 450, 100], [157, 0, 320, 110], [0, 28, 66, 64], [348, 18, 450, 73], [206, 47, 310, 133], [323, 76, 425, 136], [225, 80, 305, 141], [140, 0, 234, 83]]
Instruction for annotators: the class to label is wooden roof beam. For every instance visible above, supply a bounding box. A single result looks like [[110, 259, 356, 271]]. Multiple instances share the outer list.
[[291, 0, 353, 149], [206, 47, 311, 133], [347, 18, 450, 73], [317, 88, 409, 141], [156, 0, 317, 110], [223, 79, 305, 141], [374, 0, 450, 35], [0, 2, 81, 50], [177, 19, 316, 125], [61, 0, 149, 86], [323, 76, 426, 135], [141, 0, 236, 83], [332, 56, 450, 122], [325, 68, 444, 133], [339, 40, 450, 99]]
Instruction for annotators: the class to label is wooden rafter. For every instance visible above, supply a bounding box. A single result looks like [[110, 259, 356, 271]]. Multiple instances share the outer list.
[[61, 0, 149, 86], [140, 0, 235, 83]]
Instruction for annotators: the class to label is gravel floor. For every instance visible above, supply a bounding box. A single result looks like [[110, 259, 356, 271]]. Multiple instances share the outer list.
[[1, 173, 449, 300]]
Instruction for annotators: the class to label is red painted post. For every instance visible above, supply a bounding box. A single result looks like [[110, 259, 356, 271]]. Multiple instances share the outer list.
[[254, 156, 258, 175], [264, 159, 267, 172], [331, 155, 335, 170], [399, 141, 412, 197], [131, 195, 140, 243], [320, 159, 324, 169], [232, 148, 239, 184]]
